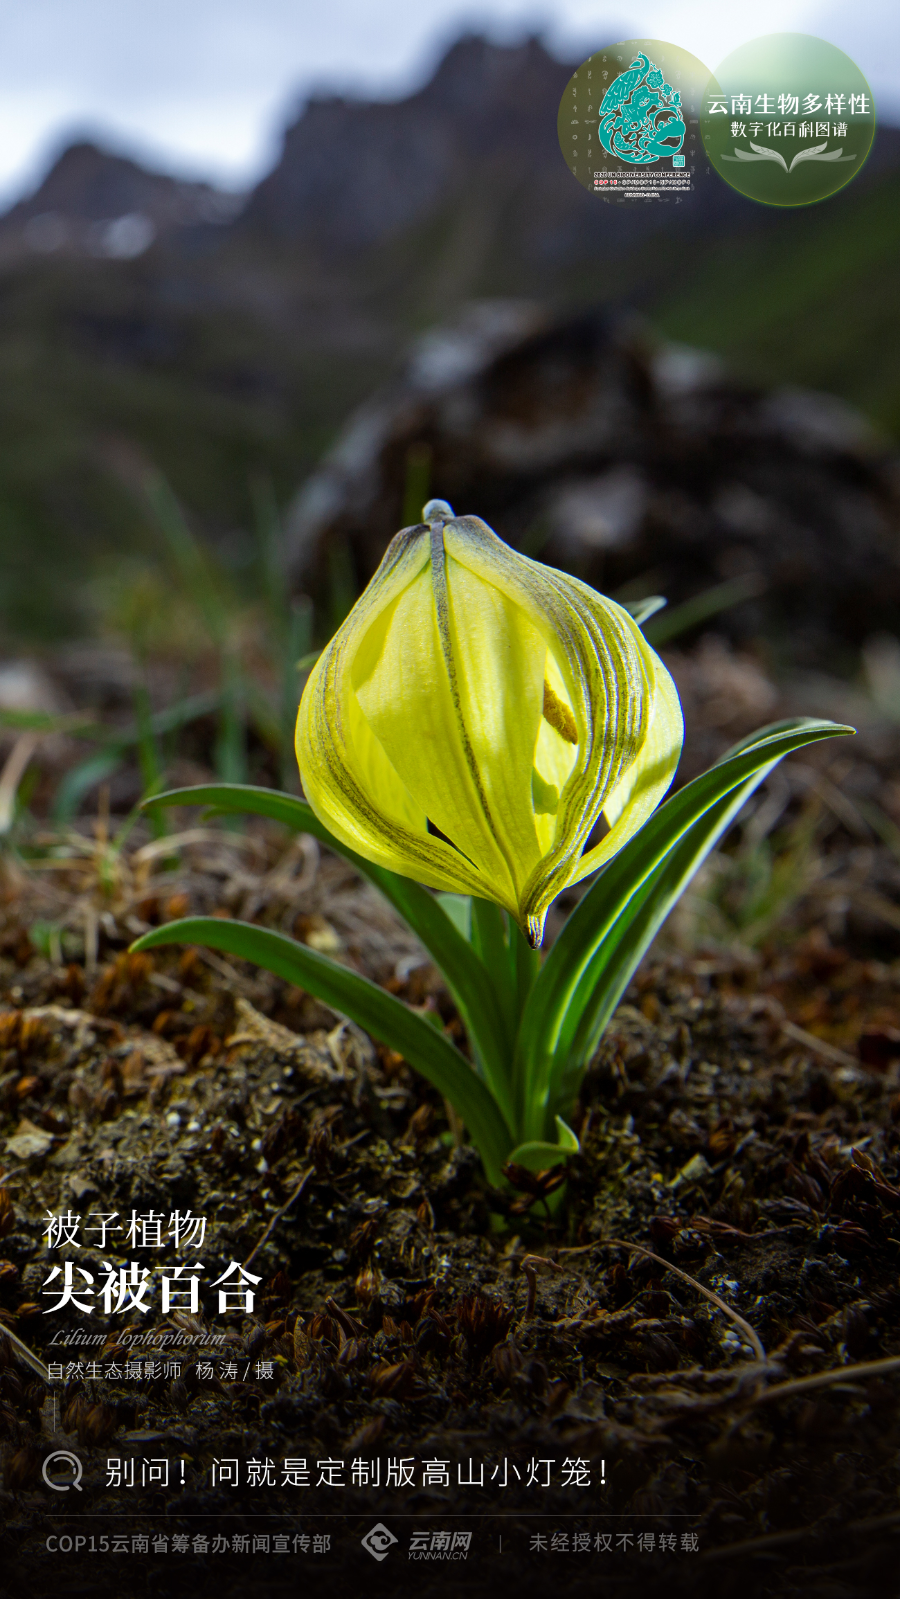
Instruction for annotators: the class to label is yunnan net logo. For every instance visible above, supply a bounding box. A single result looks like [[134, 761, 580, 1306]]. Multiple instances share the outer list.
[[360, 1525, 472, 1562], [361, 1523, 397, 1561], [409, 1530, 472, 1560], [598, 50, 685, 165]]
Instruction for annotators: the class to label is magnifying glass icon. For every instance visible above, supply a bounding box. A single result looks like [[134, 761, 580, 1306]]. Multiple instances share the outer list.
[[42, 1451, 83, 1492]]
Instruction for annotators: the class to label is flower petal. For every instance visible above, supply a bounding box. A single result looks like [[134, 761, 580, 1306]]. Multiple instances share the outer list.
[[297, 511, 684, 943], [350, 562, 513, 902], [567, 646, 683, 885], [439, 549, 547, 892], [297, 525, 490, 896], [532, 663, 580, 854], [443, 518, 655, 939]]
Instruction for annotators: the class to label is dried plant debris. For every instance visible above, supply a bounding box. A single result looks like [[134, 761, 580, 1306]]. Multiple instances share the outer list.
[[0, 822, 899, 1596]]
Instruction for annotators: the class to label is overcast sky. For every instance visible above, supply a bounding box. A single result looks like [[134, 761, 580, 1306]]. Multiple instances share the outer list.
[[0, 0, 896, 205]]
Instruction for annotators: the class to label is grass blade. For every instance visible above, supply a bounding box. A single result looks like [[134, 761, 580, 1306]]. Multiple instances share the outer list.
[[52, 751, 124, 824], [643, 573, 764, 646], [214, 652, 248, 788], [144, 471, 230, 647], [622, 595, 667, 625]]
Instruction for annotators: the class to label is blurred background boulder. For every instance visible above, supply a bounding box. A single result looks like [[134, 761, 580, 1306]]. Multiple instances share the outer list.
[[285, 301, 900, 672]]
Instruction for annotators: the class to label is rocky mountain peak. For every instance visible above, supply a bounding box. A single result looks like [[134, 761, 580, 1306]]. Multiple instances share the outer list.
[[240, 34, 574, 249], [0, 139, 241, 260], [424, 31, 562, 113]]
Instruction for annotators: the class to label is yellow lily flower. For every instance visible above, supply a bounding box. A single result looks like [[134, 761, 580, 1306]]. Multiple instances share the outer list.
[[296, 502, 683, 948]]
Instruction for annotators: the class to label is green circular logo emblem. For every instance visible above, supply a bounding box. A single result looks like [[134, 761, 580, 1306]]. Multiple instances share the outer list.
[[701, 33, 875, 206], [558, 40, 713, 202]]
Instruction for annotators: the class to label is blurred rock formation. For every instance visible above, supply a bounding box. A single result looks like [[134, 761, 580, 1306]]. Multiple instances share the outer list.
[[286, 302, 900, 668]]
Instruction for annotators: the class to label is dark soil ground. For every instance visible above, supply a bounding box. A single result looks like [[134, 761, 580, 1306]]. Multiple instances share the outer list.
[[1, 647, 900, 1598]]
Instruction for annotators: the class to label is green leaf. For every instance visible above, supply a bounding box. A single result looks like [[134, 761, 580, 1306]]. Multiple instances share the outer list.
[[140, 784, 515, 1129], [130, 916, 512, 1185], [512, 916, 543, 1024], [547, 776, 766, 1126], [436, 893, 472, 940], [517, 718, 853, 1140], [470, 898, 519, 1048], [466, 899, 541, 1058], [507, 1116, 580, 1173]]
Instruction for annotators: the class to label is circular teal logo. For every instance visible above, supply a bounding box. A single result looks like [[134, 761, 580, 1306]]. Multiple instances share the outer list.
[[701, 34, 875, 206], [558, 40, 713, 202]]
